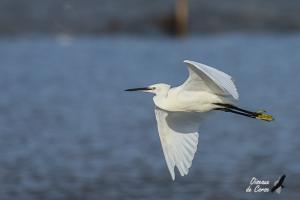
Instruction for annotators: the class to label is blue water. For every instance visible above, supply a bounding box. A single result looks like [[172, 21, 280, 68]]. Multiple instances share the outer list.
[[0, 34, 299, 199]]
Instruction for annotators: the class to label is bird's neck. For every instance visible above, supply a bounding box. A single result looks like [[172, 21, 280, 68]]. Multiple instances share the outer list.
[[153, 92, 169, 110]]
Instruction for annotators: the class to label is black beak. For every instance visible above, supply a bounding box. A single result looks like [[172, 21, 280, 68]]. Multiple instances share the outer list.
[[125, 87, 151, 91]]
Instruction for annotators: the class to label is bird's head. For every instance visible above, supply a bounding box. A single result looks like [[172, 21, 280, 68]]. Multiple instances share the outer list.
[[125, 83, 170, 96]]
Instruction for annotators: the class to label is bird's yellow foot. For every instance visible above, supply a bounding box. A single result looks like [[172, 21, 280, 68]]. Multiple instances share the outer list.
[[255, 110, 274, 122]]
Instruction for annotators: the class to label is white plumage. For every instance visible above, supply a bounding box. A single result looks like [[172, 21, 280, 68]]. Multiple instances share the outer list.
[[155, 107, 200, 180], [126, 60, 273, 180], [183, 60, 239, 100]]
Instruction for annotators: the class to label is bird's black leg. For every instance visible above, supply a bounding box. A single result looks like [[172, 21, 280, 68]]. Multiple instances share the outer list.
[[214, 103, 274, 121], [214, 107, 256, 118], [220, 104, 257, 115]]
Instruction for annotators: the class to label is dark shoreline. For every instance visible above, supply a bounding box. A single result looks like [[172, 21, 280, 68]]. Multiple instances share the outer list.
[[0, 0, 300, 36]]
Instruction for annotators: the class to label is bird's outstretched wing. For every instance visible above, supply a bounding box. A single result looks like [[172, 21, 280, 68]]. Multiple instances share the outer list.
[[181, 60, 239, 100], [155, 107, 202, 180]]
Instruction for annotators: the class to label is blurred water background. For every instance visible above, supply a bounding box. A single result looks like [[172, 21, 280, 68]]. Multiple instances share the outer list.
[[0, 1, 300, 200]]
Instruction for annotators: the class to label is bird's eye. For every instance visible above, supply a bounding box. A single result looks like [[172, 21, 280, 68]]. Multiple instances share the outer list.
[[152, 87, 156, 90]]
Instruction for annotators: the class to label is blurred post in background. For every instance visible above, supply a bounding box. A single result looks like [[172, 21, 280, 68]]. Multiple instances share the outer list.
[[175, 0, 188, 36]]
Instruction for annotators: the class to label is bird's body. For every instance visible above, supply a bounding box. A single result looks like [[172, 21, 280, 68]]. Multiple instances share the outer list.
[[126, 60, 273, 180], [153, 87, 233, 113]]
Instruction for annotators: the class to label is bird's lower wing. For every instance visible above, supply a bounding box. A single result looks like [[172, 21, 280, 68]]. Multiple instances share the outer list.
[[155, 107, 202, 180]]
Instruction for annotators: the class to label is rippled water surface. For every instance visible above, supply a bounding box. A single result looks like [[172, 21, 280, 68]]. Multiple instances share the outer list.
[[0, 34, 299, 199]]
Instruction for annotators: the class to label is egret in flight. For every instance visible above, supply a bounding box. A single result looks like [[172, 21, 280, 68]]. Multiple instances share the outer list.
[[126, 60, 273, 180]]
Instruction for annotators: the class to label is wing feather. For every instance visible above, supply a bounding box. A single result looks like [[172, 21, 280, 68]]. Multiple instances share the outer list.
[[182, 60, 239, 100], [155, 107, 201, 180]]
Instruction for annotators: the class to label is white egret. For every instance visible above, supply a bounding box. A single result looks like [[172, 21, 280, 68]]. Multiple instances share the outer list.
[[126, 60, 273, 180]]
